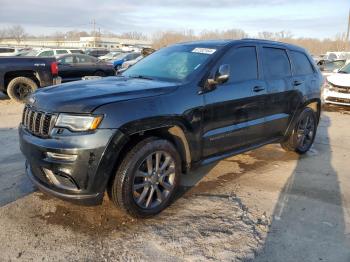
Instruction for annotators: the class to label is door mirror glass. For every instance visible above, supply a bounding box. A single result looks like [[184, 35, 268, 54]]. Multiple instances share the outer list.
[[207, 64, 230, 87], [215, 64, 230, 84]]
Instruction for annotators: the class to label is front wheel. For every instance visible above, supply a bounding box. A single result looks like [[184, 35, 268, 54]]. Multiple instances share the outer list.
[[108, 137, 181, 218], [94, 70, 106, 77], [281, 107, 318, 154]]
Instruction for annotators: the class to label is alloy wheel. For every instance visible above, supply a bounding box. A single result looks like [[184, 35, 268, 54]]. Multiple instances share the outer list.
[[296, 113, 315, 151], [133, 151, 176, 209]]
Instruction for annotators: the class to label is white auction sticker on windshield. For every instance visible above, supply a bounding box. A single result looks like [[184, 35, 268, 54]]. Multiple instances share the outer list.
[[192, 48, 216, 55]]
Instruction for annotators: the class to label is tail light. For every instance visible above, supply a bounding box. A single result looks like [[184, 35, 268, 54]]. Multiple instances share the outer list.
[[51, 62, 58, 76]]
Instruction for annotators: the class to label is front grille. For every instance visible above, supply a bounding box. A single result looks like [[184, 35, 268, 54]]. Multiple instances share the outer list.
[[326, 97, 350, 104], [22, 106, 57, 137], [330, 84, 350, 94]]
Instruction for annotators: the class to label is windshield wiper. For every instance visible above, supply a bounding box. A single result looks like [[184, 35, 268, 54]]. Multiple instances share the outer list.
[[128, 75, 154, 80]]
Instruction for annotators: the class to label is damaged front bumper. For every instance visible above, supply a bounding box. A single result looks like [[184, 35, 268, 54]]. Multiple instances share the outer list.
[[323, 89, 350, 106], [19, 125, 127, 205]]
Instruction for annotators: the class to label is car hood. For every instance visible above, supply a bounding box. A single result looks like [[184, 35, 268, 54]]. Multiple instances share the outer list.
[[327, 73, 350, 87], [31, 76, 179, 113]]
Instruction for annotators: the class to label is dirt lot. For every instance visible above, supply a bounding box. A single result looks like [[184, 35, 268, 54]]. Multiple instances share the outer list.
[[0, 93, 350, 262]]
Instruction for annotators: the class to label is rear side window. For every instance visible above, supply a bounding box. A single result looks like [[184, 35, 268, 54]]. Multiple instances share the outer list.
[[262, 47, 291, 79], [56, 50, 68, 55], [77, 55, 96, 63], [0, 48, 15, 53], [70, 50, 83, 54], [290, 51, 314, 75], [221, 46, 258, 83], [38, 50, 54, 57]]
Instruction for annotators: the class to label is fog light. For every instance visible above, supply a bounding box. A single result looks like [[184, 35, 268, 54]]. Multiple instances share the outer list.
[[42, 168, 79, 190], [46, 152, 77, 162]]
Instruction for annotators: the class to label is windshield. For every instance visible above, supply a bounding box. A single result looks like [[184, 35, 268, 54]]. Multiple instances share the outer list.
[[122, 45, 215, 81], [104, 52, 120, 58], [339, 63, 350, 74], [114, 53, 130, 60]]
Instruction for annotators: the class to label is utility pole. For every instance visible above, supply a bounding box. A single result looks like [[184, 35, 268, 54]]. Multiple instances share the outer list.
[[91, 18, 96, 48], [345, 9, 350, 51]]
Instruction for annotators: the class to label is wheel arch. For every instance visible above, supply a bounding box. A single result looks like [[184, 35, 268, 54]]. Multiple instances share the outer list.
[[122, 125, 192, 174], [4, 71, 40, 90], [284, 98, 321, 137]]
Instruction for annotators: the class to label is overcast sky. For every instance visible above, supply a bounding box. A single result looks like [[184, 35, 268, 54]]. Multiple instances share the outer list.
[[0, 0, 349, 39]]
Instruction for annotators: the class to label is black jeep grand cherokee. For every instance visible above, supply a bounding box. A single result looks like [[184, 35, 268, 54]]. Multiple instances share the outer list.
[[19, 39, 322, 218]]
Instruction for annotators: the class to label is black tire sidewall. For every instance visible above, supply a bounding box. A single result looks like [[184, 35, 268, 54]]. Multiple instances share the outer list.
[[293, 108, 318, 154], [113, 137, 181, 218], [7, 77, 37, 103], [94, 70, 106, 77]]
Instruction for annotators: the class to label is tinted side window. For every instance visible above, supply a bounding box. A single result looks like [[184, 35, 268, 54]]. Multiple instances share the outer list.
[[56, 50, 68, 55], [262, 47, 291, 79], [77, 55, 96, 63], [38, 50, 54, 57], [58, 56, 74, 64], [0, 48, 15, 53], [221, 46, 258, 83], [290, 51, 314, 75]]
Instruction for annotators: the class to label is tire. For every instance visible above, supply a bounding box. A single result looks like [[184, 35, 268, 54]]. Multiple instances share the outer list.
[[281, 107, 318, 154], [94, 70, 106, 77], [108, 137, 181, 218], [7, 77, 38, 103]]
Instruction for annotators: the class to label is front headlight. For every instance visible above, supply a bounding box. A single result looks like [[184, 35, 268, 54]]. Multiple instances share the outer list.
[[55, 114, 103, 132]]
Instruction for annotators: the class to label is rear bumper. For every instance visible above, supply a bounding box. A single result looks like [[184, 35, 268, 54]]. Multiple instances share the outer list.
[[53, 76, 62, 85]]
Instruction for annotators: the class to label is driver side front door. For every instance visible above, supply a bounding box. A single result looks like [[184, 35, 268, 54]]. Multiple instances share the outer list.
[[202, 45, 269, 158]]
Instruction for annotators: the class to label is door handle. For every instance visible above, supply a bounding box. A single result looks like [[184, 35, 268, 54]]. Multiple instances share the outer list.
[[293, 80, 303, 86], [253, 86, 265, 92]]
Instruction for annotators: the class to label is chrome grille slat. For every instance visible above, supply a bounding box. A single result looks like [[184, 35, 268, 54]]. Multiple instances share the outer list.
[[32, 112, 38, 133], [39, 113, 45, 134], [21, 106, 55, 138]]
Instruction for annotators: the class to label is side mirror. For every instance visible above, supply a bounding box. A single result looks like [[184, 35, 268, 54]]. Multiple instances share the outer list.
[[215, 64, 230, 84], [207, 64, 230, 87]]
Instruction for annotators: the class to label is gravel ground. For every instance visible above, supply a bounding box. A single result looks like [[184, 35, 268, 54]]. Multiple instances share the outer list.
[[0, 93, 350, 262]]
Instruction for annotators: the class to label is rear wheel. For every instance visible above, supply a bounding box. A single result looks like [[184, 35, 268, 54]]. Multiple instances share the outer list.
[[108, 137, 181, 218], [7, 77, 37, 103], [94, 70, 106, 77], [281, 107, 317, 154]]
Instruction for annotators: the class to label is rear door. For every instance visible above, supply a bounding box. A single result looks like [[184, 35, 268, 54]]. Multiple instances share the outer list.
[[202, 45, 268, 157], [57, 55, 78, 82], [75, 55, 98, 77], [260, 46, 294, 139], [289, 50, 318, 102]]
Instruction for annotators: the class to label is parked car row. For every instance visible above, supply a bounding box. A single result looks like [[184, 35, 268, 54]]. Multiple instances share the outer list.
[[323, 62, 350, 106], [0, 53, 115, 102], [57, 54, 115, 82]]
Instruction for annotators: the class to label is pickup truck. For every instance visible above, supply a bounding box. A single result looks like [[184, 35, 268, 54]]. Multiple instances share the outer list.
[[0, 57, 61, 102]]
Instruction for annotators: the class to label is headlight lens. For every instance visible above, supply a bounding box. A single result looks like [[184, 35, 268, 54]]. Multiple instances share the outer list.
[[55, 114, 103, 132]]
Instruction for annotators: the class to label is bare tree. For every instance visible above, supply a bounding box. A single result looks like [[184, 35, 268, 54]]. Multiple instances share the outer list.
[[0, 29, 7, 42], [8, 25, 26, 44], [120, 31, 147, 40], [52, 31, 65, 47]]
